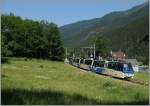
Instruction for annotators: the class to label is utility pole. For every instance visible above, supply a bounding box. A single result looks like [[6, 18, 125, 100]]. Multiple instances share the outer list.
[[65, 48, 68, 58], [64, 48, 69, 63], [73, 48, 75, 59], [90, 45, 93, 58], [93, 43, 95, 59], [79, 44, 95, 59]]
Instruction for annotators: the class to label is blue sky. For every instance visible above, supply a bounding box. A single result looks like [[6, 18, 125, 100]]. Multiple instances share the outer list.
[[2, 0, 148, 26]]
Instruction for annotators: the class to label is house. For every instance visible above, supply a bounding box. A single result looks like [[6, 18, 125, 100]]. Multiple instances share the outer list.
[[110, 49, 126, 60], [124, 59, 139, 72]]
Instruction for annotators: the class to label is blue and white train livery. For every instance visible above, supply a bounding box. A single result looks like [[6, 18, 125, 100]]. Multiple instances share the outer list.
[[69, 58, 134, 79]]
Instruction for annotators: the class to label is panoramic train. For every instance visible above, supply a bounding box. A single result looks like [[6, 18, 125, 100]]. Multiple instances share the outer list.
[[80, 58, 93, 70], [69, 58, 134, 79]]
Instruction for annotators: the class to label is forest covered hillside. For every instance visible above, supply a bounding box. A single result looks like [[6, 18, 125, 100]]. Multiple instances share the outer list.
[[1, 14, 65, 61], [59, 1, 149, 64]]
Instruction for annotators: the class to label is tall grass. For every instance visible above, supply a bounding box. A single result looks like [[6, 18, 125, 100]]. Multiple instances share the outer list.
[[1, 58, 149, 105], [132, 72, 149, 85], [2, 89, 100, 105], [2, 89, 148, 105]]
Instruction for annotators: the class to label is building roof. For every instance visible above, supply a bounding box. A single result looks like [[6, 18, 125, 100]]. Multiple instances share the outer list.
[[124, 59, 139, 65], [111, 50, 126, 59]]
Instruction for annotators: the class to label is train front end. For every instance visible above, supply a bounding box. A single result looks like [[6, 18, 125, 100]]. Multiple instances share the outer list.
[[122, 63, 134, 78]]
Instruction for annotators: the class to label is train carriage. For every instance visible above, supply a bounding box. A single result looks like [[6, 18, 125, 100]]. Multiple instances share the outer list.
[[80, 59, 93, 71], [68, 56, 134, 79], [91, 60, 106, 74], [90, 60, 134, 78], [68, 57, 74, 65], [107, 61, 134, 78], [72, 58, 80, 67]]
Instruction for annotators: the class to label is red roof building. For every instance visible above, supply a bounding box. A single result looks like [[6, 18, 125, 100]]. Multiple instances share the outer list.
[[111, 50, 126, 60]]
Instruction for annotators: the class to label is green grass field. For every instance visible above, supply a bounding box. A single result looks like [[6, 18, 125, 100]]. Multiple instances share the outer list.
[[1, 58, 149, 105], [131, 71, 149, 85]]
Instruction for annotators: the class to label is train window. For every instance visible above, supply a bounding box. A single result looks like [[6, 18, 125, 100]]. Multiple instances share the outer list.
[[113, 62, 118, 70], [93, 61, 105, 67], [128, 63, 132, 68], [80, 59, 84, 64], [123, 64, 127, 68], [108, 62, 123, 72], [85, 60, 92, 65], [74, 59, 79, 63], [74, 59, 77, 62], [77, 59, 80, 63], [127, 63, 134, 72], [118, 62, 123, 71], [114, 62, 122, 71], [108, 62, 115, 69]]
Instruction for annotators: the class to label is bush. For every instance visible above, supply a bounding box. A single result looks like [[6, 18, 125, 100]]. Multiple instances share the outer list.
[[1, 57, 9, 64]]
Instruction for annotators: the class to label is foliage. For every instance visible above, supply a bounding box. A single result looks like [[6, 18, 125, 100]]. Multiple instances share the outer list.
[[1, 57, 9, 64], [131, 72, 149, 85], [1, 58, 149, 105], [60, 2, 149, 48], [94, 36, 110, 58], [103, 16, 149, 64], [59, 2, 149, 64], [1, 14, 64, 61]]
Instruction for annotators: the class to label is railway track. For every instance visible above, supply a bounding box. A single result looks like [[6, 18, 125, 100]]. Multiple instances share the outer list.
[[112, 76, 148, 86], [99, 73, 148, 86], [125, 79, 148, 86]]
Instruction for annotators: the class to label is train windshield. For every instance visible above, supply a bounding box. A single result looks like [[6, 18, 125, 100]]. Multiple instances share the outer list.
[[122, 63, 134, 72], [93, 61, 105, 67], [85, 60, 92, 65], [125, 63, 134, 72]]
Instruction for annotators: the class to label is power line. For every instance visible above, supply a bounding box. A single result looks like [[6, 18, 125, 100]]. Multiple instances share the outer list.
[[66, 43, 96, 59]]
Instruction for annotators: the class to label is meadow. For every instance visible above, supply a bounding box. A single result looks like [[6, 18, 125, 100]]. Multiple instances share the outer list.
[[1, 58, 149, 105]]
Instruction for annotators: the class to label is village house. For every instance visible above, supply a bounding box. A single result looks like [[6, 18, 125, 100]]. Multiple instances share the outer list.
[[110, 49, 126, 60]]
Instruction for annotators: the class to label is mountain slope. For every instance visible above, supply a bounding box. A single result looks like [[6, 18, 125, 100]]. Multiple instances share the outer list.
[[103, 15, 149, 64], [59, 1, 149, 48]]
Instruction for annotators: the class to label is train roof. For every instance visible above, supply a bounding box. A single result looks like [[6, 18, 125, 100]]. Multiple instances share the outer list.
[[94, 60, 105, 62], [84, 58, 94, 60], [108, 60, 130, 64]]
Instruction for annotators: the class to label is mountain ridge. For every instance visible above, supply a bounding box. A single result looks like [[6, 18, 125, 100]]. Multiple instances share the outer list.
[[59, 1, 149, 48], [59, 1, 149, 64]]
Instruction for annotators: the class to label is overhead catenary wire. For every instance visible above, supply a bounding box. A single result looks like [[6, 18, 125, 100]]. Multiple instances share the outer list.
[[66, 43, 96, 59]]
